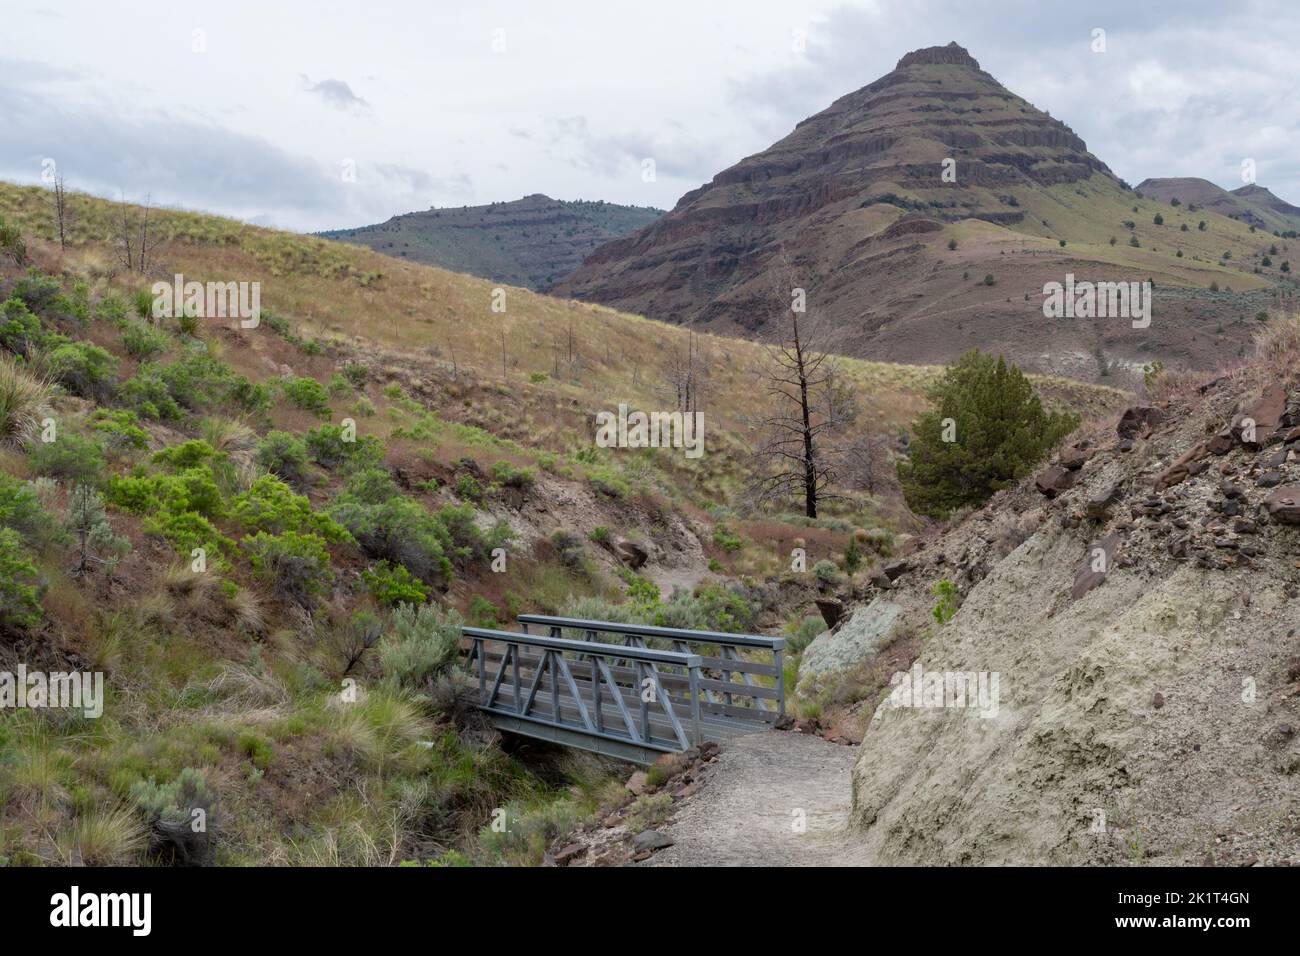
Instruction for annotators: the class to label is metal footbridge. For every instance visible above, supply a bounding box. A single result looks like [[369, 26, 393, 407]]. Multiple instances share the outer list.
[[460, 614, 786, 764]]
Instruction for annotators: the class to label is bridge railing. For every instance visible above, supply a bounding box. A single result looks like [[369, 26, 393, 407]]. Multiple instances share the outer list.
[[515, 614, 786, 723], [461, 626, 705, 754]]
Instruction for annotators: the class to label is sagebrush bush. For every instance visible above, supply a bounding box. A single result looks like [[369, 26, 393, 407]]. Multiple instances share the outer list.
[[378, 604, 462, 691], [130, 768, 215, 866]]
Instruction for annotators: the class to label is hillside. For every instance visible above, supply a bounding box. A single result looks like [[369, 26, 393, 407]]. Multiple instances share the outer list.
[[0, 178, 1135, 866], [553, 43, 1296, 387], [320, 194, 663, 290], [1137, 177, 1300, 235]]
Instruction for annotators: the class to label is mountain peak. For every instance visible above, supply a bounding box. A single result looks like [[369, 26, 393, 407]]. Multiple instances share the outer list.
[[895, 41, 980, 71]]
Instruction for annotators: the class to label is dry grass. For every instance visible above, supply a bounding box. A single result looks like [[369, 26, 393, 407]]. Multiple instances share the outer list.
[[0, 356, 53, 448]]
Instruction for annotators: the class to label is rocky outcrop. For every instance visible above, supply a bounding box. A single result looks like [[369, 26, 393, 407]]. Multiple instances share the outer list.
[[797, 598, 906, 692], [841, 372, 1300, 865]]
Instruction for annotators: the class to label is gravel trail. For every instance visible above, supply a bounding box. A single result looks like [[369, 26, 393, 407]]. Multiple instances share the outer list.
[[641, 731, 876, 866]]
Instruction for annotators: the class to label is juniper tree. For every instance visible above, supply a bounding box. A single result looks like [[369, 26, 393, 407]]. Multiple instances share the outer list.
[[897, 350, 1078, 517], [66, 483, 129, 577]]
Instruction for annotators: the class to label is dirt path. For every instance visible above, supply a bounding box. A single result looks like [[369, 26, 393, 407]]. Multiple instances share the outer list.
[[640, 731, 876, 866]]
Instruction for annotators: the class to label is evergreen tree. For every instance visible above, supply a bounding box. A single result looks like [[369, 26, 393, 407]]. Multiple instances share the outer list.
[[897, 350, 1078, 517]]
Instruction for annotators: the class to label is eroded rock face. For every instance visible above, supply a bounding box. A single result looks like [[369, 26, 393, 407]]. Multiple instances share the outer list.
[[844, 374, 1300, 865], [797, 598, 904, 690]]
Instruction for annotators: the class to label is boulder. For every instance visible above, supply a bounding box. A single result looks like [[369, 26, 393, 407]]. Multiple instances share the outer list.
[[1071, 533, 1122, 600], [1240, 384, 1288, 448], [615, 539, 649, 569], [882, 559, 911, 581], [1036, 465, 1076, 498], [1117, 405, 1162, 439], [554, 843, 588, 866], [1059, 444, 1092, 470], [632, 830, 674, 854], [798, 598, 904, 685], [815, 597, 843, 629], [1086, 481, 1124, 520], [1265, 486, 1300, 525], [1154, 442, 1208, 491]]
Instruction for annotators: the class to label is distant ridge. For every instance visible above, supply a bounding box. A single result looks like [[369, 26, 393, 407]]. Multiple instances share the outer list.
[[320, 194, 663, 290]]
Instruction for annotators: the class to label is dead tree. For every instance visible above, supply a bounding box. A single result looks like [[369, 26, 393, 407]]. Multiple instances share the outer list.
[[51, 175, 72, 251], [115, 193, 162, 274], [748, 254, 855, 518]]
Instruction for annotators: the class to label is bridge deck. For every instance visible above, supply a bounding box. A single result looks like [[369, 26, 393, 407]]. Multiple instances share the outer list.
[[460, 618, 786, 765]]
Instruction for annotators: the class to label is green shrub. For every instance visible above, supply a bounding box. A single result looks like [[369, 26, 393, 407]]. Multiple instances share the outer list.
[[256, 431, 313, 488], [490, 461, 536, 491], [712, 522, 743, 553], [304, 424, 383, 471], [329, 469, 453, 586], [654, 584, 753, 633], [467, 594, 499, 628], [783, 615, 825, 653], [341, 362, 368, 388], [843, 535, 863, 573], [89, 409, 149, 454], [231, 475, 352, 543], [932, 578, 960, 624], [0, 473, 61, 546], [378, 603, 462, 691], [152, 439, 221, 470], [0, 297, 45, 356], [812, 559, 843, 585], [0, 527, 43, 632], [588, 525, 610, 545], [455, 472, 484, 502], [122, 321, 169, 360], [41, 340, 117, 399], [898, 350, 1079, 517], [362, 561, 430, 606], [30, 432, 106, 486], [281, 376, 331, 418], [242, 531, 335, 607]]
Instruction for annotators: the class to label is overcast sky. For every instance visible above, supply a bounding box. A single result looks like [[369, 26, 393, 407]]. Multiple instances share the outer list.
[[3, 0, 1297, 232]]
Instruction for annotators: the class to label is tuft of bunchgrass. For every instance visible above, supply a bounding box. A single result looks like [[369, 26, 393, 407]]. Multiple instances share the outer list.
[[0, 356, 53, 448]]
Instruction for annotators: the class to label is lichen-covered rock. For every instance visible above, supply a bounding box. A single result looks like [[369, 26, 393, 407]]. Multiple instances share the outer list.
[[797, 598, 904, 691]]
